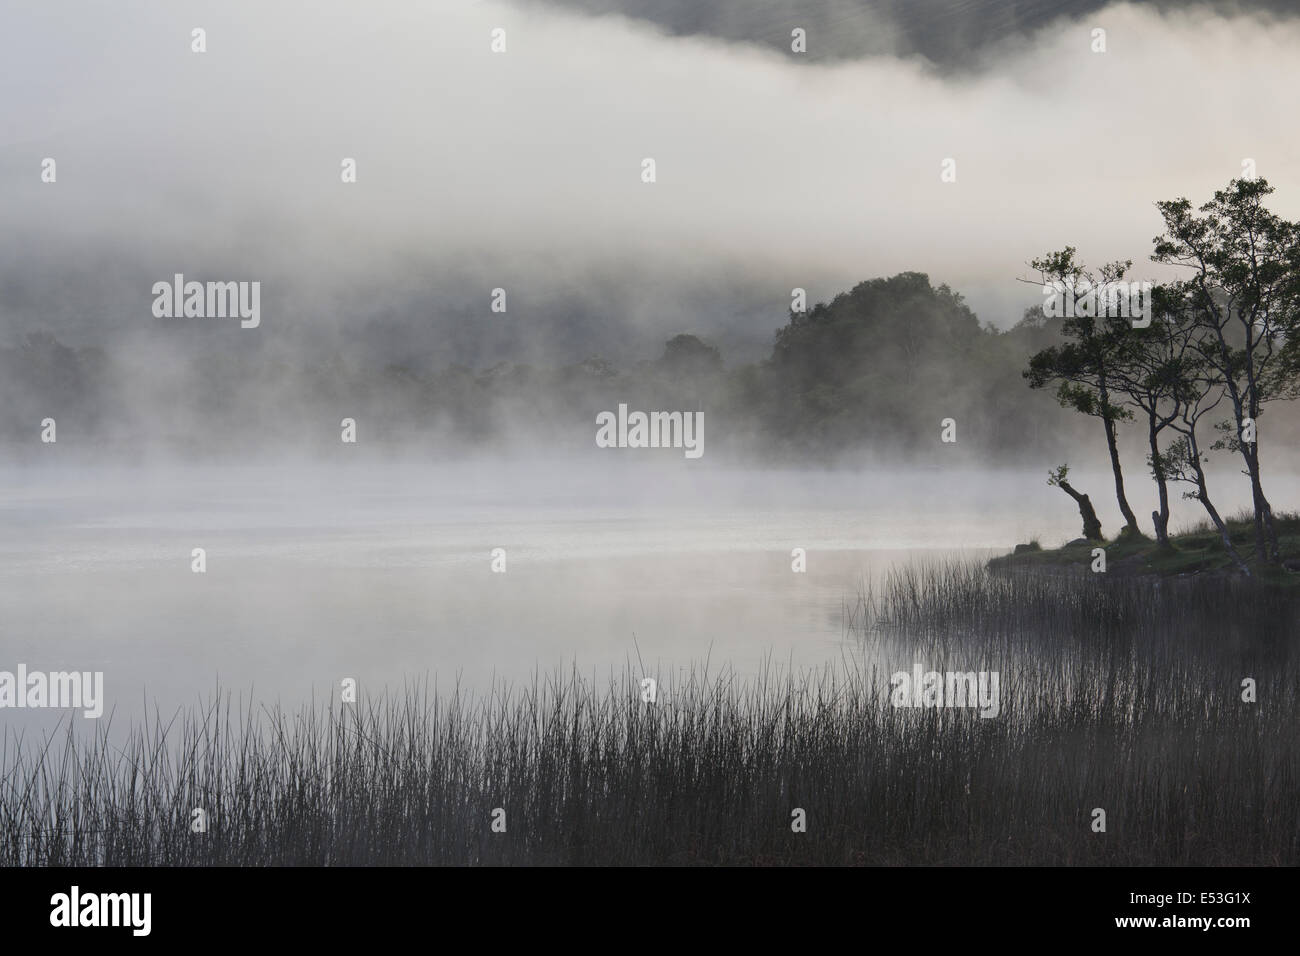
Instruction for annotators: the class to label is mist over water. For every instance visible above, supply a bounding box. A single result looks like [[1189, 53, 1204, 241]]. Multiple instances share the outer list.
[[4, 0, 1300, 883], [2, 458, 1288, 738]]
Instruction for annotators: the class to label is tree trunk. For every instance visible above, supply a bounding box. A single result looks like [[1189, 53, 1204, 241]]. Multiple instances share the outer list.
[[1147, 412, 1170, 547], [1056, 480, 1104, 541], [1101, 417, 1141, 535], [1242, 440, 1280, 563], [1188, 429, 1250, 576], [1221, 367, 1278, 564], [1240, 337, 1279, 564], [1098, 378, 1140, 535]]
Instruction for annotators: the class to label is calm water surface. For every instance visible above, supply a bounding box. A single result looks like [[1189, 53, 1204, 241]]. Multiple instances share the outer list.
[[0, 459, 1276, 730]]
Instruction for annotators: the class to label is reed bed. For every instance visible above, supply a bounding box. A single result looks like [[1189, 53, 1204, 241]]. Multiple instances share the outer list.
[[2, 560, 1296, 865]]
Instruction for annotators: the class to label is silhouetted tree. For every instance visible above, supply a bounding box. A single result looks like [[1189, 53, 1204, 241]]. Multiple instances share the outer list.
[[1047, 465, 1103, 541], [1152, 177, 1300, 564], [1024, 249, 1142, 537]]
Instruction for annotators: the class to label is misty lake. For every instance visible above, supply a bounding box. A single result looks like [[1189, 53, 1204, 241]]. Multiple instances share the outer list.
[[0, 459, 1280, 731]]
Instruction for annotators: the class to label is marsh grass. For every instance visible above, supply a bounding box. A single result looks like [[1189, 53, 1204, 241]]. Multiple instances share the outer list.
[[3, 561, 1296, 866]]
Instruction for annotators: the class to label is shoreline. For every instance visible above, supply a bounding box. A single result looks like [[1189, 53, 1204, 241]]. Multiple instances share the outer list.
[[989, 512, 1300, 586]]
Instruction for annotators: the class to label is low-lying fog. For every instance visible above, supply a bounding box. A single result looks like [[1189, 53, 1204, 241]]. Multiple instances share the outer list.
[[1, 458, 1289, 733]]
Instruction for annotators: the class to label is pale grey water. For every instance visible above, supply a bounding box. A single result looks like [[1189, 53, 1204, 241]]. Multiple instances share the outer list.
[[0, 459, 1283, 733]]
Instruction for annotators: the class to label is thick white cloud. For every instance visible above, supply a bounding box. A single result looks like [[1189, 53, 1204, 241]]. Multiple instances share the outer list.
[[1, 0, 1297, 337]]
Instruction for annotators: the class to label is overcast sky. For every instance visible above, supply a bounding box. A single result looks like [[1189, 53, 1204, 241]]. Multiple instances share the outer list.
[[2, 0, 1298, 364]]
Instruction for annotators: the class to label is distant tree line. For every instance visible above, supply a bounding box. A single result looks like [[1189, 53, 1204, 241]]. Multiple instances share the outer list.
[[3, 186, 1296, 491], [0, 279, 1097, 461]]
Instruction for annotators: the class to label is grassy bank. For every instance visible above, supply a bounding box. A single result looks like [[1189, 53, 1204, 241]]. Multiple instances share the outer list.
[[990, 510, 1300, 583], [3, 561, 1296, 866]]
